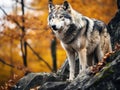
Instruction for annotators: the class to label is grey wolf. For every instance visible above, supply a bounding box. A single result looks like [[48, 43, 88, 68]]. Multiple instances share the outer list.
[[48, 0, 112, 81]]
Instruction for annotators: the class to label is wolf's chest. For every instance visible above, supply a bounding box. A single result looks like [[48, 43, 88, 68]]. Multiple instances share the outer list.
[[56, 24, 81, 44]]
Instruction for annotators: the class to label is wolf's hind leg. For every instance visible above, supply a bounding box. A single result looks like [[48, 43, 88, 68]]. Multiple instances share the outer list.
[[96, 44, 104, 62]]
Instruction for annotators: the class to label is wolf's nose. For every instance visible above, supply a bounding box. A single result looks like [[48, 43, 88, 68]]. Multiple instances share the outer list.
[[51, 25, 58, 30]]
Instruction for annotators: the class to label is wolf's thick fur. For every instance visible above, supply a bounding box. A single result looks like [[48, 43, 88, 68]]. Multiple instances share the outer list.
[[48, 0, 112, 80]]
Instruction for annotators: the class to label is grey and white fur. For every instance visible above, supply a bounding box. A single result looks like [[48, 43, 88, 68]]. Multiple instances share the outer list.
[[48, 0, 112, 81]]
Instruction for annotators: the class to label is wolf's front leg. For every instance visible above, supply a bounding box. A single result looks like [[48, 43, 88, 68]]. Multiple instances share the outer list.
[[66, 51, 75, 81], [78, 48, 87, 73]]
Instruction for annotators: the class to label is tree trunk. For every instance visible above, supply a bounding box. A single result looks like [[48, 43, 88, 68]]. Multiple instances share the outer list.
[[20, 0, 27, 67], [51, 37, 57, 72]]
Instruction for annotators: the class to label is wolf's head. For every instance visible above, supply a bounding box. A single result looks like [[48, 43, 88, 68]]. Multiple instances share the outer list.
[[48, 0, 72, 31]]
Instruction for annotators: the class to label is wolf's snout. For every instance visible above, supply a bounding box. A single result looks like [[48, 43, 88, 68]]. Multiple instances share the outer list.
[[51, 25, 58, 31]]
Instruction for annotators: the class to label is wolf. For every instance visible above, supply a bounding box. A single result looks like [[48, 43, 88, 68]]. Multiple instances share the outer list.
[[48, 0, 112, 81]]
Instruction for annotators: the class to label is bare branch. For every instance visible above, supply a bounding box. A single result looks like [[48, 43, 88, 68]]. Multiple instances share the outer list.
[[26, 42, 53, 71], [0, 7, 8, 16], [0, 6, 22, 29], [0, 58, 15, 68], [13, 0, 46, 11]]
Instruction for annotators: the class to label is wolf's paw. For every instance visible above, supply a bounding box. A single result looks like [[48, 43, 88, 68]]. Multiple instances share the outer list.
[[79, 68, 92, 75], [66, 79, 72, 82], [79, 69, 86, 74], [66, 78, 74, 82]]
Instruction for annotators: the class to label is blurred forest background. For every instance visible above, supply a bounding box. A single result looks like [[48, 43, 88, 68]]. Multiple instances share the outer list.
[[0, 0, 117, 86]]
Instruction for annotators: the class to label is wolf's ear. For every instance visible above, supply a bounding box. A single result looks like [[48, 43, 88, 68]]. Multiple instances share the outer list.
[[63, 1, 70, 10], [48, 0, 54, 12]]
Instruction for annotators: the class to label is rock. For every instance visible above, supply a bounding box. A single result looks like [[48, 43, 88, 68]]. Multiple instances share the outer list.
[[11, 58, 79, 90], [107, 0, 120, 48], [12, 73, 63, 90], [40, 82, 69, 90], [56, 58, 79, 79], [12, 51, 120, 90], [64, 51, 120, 90]]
